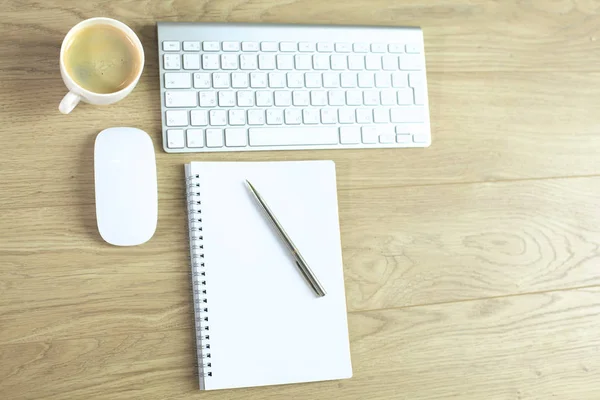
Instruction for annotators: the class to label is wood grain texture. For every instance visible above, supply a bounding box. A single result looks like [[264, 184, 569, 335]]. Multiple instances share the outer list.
[[2, 0, 600, 399], [2, 288, 600, 400]]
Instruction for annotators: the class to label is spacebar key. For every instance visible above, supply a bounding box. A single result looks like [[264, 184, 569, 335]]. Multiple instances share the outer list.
[[249, 127, 339, 146]]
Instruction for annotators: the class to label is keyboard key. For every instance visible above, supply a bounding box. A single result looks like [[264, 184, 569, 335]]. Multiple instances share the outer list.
[[280, 42, 297, 52], [363, 90, 379, 106], [203, 42, 220, 51], [317, 42, 334, 52], [321, 108, 337, 124], [274, 90, 292, 106], [340, 126, 361, 144], [287, 73, 304, 88], [406, 43, 421, 54], [221, 54, 239, 70], [256, 90, 273, 106], [205, 129, 223, 147], [328, 90, 346, 106], [365, 55, 382, 70], [237, 91, 255, 106], [310, 90, 327, 106], [183, 41, 201, 51], [191, 110, 208, 126], [295, 54, 312, 70], [335, 43, 352, 53], [166, 110, 188, 127], [313, 54, 330, 70], [413, 132, 429, 143], [375, 72, 391, 88], [209, 109, 227, 125], [390, 106, 426, 123], [371, 43, 386, 53], [382, 55, 399, 71], [277, 54, 294, 70], [348, 55, 365, 70], [400, 54, 423, 70], [163, 54, 181, 70], [284, 108, 302, 125], [225, 128, 247, 146], [388, 43, 404, 53], [240, 54, 258, 70], [258, 54, 276, 70], [266, 109, 284, 125], [193, 73, 211, 88], [198, 91, 217, 107], [338, 109, 355, 123], [353, 43, 369, 53], [299, 42, 316, 52], [269, 72, 286, 88], [340, 72, 357, 88], [166, 129, 185, 148], [163, 41, 180, 51], [250, 72, 267, 88], [261, 42, 278, 52], [358, 72, 375, 88], [323, 72, 340, 88], [249, 127, 338, 146], [186, 129, 204, 147], [331, 55, 347, 70], [242, 42, 259, 51], [165, 91, 196, 107], [346, 90, 362, 106], [222, 41, 240, 51], [380, 133, 395, 143], [202, 54, 220, 70], [248, 110, 265, 125], [218, 91, 236, 107], [397, 88, 414, 105], [392, 72, 409, 87], [409, 72, 425, 87], [356, 108, 373, 123], [212, 72, 230, 88], [396, 133, 412, 143], [293, 90, 310, 106], [231, 72, 249, 88], [373, 108, 390, 123], [380, 90, 397, 106], [303, 109, 320, 124], [164, 72, 191, 88], [305, 73, 322, 88], [414, 86, 427, 105], [182, 54, 200, 70], [361, 126, 378, 143]]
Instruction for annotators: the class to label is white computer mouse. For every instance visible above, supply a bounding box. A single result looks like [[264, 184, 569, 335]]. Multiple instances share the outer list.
[[94, 127, 158, 246]]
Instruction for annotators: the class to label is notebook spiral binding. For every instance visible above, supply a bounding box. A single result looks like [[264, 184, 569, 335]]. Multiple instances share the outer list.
[[186, 174, 213, 383]]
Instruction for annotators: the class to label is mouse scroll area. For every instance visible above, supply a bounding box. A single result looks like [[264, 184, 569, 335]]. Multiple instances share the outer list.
[[94, 127, 157, 246]]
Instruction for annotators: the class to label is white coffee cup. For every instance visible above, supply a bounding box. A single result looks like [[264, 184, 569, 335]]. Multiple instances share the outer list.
[[59, 17, 145, 114]]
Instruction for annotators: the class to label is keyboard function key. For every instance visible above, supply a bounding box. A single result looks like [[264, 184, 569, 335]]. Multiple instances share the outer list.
[[205, 129, 224, 147], [225, 128, 247, 147], [317, 42, 334, 52], [222, 42, 240, 51], [405, 43, 421, 54], [242, 42, 259, 51], [186, 129, 204, 147], [335, 43, 352, 53], [183, 41, 201, 51], [163, 54, 181, 70], [203, 42, 220, 51], [261, 42, 278, 52], [163, 41, 180, 51], [388, 43, 404, 53], [353, 43, 369, 53], [298, 42, 316, 52], [280, 42, 297, 52], [166, 129, 185, 148], [164, 72, 191, 88], [183, 54, 200, 70], [166, 110, 188, 126], [371, 43, 386, 53]]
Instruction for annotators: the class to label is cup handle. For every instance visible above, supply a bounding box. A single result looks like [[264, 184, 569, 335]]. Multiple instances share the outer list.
[[59, 91, 81, 114]]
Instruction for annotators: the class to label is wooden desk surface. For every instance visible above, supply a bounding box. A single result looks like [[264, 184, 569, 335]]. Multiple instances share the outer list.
[[2, 1, 600, 399]]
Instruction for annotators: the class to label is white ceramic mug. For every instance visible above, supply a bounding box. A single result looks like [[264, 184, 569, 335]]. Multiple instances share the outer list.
[[59, 17, 145, 114]]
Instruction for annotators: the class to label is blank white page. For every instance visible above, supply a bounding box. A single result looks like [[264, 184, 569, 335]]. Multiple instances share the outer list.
[[187, 161, 352, 390]]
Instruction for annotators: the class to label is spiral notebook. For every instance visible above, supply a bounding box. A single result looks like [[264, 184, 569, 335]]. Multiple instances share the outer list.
[[185, 160, 352, 391]]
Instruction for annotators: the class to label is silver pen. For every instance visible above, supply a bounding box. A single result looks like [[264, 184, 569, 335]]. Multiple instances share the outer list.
[[245, 180, 326, 297]]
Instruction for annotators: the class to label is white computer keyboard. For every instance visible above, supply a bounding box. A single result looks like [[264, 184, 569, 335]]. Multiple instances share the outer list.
[[157, 22, 431, 153]]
